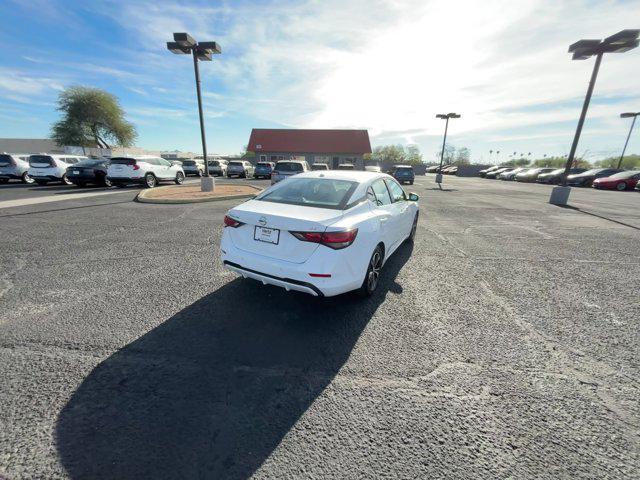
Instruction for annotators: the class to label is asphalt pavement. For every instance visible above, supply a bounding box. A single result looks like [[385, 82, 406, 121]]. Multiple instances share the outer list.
[[0, 174, 638, 479]]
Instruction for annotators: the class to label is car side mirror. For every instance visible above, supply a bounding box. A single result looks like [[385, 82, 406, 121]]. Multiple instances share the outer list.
[[408, 192, 419, 202]]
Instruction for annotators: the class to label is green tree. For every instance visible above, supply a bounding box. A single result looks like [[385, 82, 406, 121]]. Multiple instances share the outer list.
[[404, 144, 423, 164], [51, 86, 136, 150], [502, 158, 529, 167], [594, 154, 640, 169], [367, 144, 406, 164], [454, 147, 470, 165]]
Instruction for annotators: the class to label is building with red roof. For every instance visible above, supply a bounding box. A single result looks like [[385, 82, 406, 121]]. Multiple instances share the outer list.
[[247, 128, 371, 170]]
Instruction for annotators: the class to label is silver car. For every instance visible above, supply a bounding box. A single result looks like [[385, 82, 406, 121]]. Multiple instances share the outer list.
[[207, 159, 228, 176], [180, 159, 205, 176], [270, 160, 310, 184], [227, 161, 254, 178], [0, 153, 34, 184]]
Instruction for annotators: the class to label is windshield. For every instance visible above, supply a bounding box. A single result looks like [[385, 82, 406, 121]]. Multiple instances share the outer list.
[[76, 159, 105, 167], [608, 170, 638, 179], [396, 167, 413, 173], [110, 158, 137, 165], [311, 164, 328, 170], [182, 160, 196, 166], [29, 155, 55, 167], [338, 164, 354, 170], [256, 163, 272, 168], [582, 168, 604, 175], [275, 162, 303, 172], [208, 161, 221, 166], [0, 154, 15, 167], [257, 178, 357, 210], [229, 161, 243, 167]]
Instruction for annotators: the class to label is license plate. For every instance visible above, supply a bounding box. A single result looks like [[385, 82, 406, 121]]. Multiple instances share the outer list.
[[254, 226, 280, 245], [72, 170, 80, 174]]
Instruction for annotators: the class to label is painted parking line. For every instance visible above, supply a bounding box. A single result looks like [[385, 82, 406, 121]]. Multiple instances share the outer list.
[[0, 188, 136, 209]]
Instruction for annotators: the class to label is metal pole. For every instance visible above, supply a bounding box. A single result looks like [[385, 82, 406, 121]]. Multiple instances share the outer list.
[[192, 49, 210, 177], [617, 115, 636, 169], [561, 52, 603, 186], [438, 117, 449, 173]]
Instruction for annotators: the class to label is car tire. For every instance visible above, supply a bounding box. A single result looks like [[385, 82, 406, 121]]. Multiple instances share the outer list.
[[62, 174, 73, 185], [358, 244, 384, 297], [35, 180, 48, 186], [144, 173, 157, 188], [407, 213, 418, 243], [175, 172, 185, 185], [102, 176, 112, 187], [616, 182, 626, 191], [410, 181, 414, 185], [22, 172, 34, 184]]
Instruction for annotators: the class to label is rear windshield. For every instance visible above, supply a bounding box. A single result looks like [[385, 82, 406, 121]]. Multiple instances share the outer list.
[[338, 164, 354, 170], [0, 154, 15, 167], [396, 167, 414, 172], [311, 164, 328, 170], [229, 161, 243, 166], [257, 178, 358, 210], [256, 162, 272, 167], [110, 158, 137, 166], [208, 161, 221, 167], [275, 162, 303, 172], [182, 160, 196, 166], [76, 159, 106, 167], [29, 155, 55, 167]]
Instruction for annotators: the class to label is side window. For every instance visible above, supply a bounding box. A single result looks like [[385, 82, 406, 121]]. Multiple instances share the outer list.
[[259, 155, 266, 162], [158, 158, 171, 167], [385, 179, 406, 202], [145, 158, 157, 166], [371, 179, 392, 206]]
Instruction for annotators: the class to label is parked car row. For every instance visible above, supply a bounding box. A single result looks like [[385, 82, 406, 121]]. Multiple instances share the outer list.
[[425, 164, 457, 174], [478, 165, 640, 191]]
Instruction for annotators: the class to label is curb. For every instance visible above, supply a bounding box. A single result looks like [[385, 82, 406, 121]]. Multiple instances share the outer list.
[[136, 185, 262, 204]]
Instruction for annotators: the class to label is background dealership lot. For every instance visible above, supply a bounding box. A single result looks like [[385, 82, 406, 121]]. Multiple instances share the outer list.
[[1, 175, 638, 478]]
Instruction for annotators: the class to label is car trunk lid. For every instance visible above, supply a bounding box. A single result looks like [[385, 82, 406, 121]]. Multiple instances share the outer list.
[[226, 200, 343, 263]]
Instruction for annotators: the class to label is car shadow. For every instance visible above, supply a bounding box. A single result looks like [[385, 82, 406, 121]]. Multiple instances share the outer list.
[[56, 241, 414, 479]]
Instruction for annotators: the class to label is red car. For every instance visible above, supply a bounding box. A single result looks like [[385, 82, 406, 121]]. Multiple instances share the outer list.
[[592, 170, 640, 191]]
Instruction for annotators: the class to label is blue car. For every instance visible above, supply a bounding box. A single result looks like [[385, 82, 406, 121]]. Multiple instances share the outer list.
[[391, 165, 415, 185], [254, 161, 275, 179]]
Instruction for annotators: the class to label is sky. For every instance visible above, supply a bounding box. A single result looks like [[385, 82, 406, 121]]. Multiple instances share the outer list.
[[0, 0, 639, 163]]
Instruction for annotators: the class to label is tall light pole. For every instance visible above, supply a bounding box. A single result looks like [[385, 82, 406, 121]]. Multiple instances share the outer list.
[[435, 113, 460, 186], [618, 112, 639, 169], [550, 29, 639, 205], [167, 33, 221, 192]]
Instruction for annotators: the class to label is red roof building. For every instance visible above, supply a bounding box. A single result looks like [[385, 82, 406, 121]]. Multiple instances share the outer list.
[[247, 128, 371, 170]]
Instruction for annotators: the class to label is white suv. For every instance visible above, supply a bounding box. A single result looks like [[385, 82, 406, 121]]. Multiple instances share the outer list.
[[0, 153, 33, 184], [107, 156, 185, 188], [28, 154, 89, 185], [270, 160, 310, 184]]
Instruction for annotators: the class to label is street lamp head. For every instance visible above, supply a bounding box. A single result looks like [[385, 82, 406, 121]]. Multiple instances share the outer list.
[[196, 47, 212, 61], [173, 32, 196, 48], [603, 29, 640, 47], [198, 42, 222, 55], [448, 113, 461, 118], [436, 114, 448, 119], [569, 31, 640, 59], [167, 42, 191, 55], [621, 112, 639, 118]]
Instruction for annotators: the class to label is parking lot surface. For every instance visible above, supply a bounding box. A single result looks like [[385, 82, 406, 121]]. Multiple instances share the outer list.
[[1, 175, 638, 479]]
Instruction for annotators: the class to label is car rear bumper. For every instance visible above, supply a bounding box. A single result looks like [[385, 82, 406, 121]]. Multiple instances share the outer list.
[[108, 176, 145, 185], [67, 173, 99, 183], [220, 232, 364, 297], [29, 174, 63, 181]]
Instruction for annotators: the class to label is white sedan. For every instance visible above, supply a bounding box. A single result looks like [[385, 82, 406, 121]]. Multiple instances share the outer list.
[[220, 171, 419, 297]]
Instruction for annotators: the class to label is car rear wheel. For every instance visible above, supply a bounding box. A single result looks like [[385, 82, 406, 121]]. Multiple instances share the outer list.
[[616, 182, 626, 191], [144, 173, 157, 188], [175, 172, 185, 185], [22, 172, 34, 184], [102, 176, 112, 187], [62, 174, 73, 185], [359, 245, 384, 297]]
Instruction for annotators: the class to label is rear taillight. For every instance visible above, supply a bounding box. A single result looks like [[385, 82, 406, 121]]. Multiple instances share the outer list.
[[132, 164, 140, 170], [223, 215, 244, 228], [291, 229, 358, 250]]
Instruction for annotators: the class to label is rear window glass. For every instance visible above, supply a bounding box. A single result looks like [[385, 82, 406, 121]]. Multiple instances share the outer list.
[[338, 164, 354, 170], [311, 164, 328, 170], [181, 160, 196, 166], [229, 161, 243, 166], [257, 178, 358, 210], [208, 160, 221, 166], [0, 154, 14, 166], [256, 162, 272, 167], [275, 162, 303, 172], [110, 158, 137, 165], [396, 167, 414, 172], [29, 155, 55, 167], [76, 159, 106, 167]]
